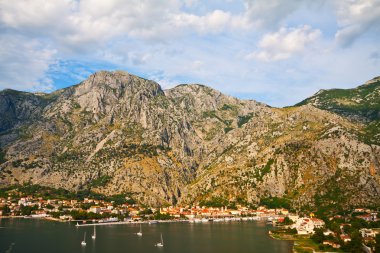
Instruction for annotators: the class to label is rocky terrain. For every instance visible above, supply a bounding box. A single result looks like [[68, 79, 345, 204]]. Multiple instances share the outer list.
[[0, 70, 379, 209]]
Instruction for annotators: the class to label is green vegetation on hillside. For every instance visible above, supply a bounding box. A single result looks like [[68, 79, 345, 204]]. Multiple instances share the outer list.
[[260, 197, 291, 209], [0, 148, 6, 164], [237, 113, 253, 128], [89, 175, 112, 187], [0, 184, 136, 204], [297, 78, 380, 122]]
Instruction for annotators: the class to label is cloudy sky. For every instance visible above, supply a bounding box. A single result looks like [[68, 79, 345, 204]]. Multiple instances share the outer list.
[[0, 0, 379, 106]]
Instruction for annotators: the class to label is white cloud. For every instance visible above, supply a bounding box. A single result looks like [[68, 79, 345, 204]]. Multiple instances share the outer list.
[[0, 35, 56, 91], [0, 0, 73, 30], [173, 10, 231, 33], [243, 0, 308, 28], [335, 0, 380, 46], [0, 0, 249, 48], [247, 25, 321, 61], [0, 0, 379, 108]]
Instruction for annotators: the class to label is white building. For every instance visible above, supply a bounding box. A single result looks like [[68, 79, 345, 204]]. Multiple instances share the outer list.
[[291, 217, 325, 234], [88, 206, 101, 214]]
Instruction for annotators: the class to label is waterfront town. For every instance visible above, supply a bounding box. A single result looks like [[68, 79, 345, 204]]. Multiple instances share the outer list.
[[0, 190, 379, 252]]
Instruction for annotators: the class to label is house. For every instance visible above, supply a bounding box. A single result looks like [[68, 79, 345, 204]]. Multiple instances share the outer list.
[[128, 208, 139, 216], [88, 206, 101, 214], [288, 214, 299, 222], [229, 210, 241, 216], [357, 214, 374, 221], [59, 215, 72, 220], [360, 228, 379, 238], [310, 218, 325, 228], [277, 209, 289, 215], [183, 213, 195, 219], [323, 230, 334, 236], [340, 234, 351, 242], [291, 217, 325, 234], [323, 241, 341, 248]]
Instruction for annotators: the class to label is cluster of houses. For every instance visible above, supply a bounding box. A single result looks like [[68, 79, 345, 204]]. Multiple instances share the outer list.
[[158, 205, 290, 220], [0, 196, 130, 218], [2, 194, 379, 251], [0, 194, 294, 222]]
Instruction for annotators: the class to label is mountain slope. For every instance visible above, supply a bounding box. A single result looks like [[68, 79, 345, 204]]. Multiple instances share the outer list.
[[0, 71, 379, 209], [296, 76, 380, 145], [296, 76, 380, 121]]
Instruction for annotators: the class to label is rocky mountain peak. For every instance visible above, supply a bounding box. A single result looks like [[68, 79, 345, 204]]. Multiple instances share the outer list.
[[165, 83, 252, 113], [74, 70, 164, 97], [42, 70, 166, 120]]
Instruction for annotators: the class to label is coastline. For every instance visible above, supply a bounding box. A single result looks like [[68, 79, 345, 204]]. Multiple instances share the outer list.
[[1, 215, 265, 226], [0, 216, 24, 219], [269, 231, 320, 253]]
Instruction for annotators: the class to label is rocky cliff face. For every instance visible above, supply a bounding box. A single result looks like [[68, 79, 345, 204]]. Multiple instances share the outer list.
[[0, 71, 379, 208]]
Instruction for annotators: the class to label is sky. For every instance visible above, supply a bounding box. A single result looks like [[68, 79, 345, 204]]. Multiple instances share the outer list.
[[0, 0, 379, 107]]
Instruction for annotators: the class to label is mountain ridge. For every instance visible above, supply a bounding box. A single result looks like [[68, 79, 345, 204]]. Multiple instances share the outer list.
[[0, 70, 379, 210]]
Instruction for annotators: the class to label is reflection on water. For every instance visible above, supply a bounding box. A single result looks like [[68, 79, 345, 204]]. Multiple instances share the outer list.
[[0, 219, 292, 253]]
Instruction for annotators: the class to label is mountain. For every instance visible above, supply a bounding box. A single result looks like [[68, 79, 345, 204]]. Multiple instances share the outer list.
[[296, 76, 380, 145], [0, 71, 379, 210], [296, 76, 380, 122]]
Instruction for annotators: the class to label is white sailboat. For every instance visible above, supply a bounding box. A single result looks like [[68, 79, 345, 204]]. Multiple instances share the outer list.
[[136, 224, 142, 236], [155, 233, 164, 247], [81, 232, 87, 246], [92, 226, 96, 239]]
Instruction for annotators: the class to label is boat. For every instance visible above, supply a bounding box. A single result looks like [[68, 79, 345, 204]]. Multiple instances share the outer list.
[[136, 224, 142, 236], [155, 233, 164, 247], [81, 232, 87, 246], [149, 220, 158, 224], [76, 222, 79, 227], [92, 226, 96, 239]]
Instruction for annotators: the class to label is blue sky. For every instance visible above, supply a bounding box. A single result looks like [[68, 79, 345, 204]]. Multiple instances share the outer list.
[[0, 0, 379, 107]]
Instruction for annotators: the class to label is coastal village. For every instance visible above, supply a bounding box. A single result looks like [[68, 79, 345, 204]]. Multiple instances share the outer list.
[[1, 191, 379, 252]]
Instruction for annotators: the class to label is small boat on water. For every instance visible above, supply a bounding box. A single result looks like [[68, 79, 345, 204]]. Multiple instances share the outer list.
[[149, 220, 158, 224], [155, 233, 164, 247], [136, 224, 142, 236], [81, 232, 87, 246], [92, 226, 96, 239]]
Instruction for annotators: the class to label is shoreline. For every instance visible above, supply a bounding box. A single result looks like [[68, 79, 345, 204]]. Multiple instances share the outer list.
[[269, 231, 321, 253], [1, 215, 266, 226], [73, 217, 264, 227], [0, 216, 24, 219]]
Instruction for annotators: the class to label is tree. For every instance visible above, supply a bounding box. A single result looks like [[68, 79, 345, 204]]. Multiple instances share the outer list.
[[0, 205, 11, 215], [375, 234, 380, 253], [311, 228, 325, 244], [341, 231, 363, 253], [153, 211, 172, 220], [140, 208, 153, 215], [45, 204, 54, 210], [20, 204, 38, 215], [283, 217, 293, 225]]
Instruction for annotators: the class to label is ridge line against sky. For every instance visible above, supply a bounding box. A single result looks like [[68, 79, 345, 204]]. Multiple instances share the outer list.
[[0, 0, 379, 107]]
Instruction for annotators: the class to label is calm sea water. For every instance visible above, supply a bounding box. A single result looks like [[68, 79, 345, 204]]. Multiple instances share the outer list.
[[0, 219, 292, 253]]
